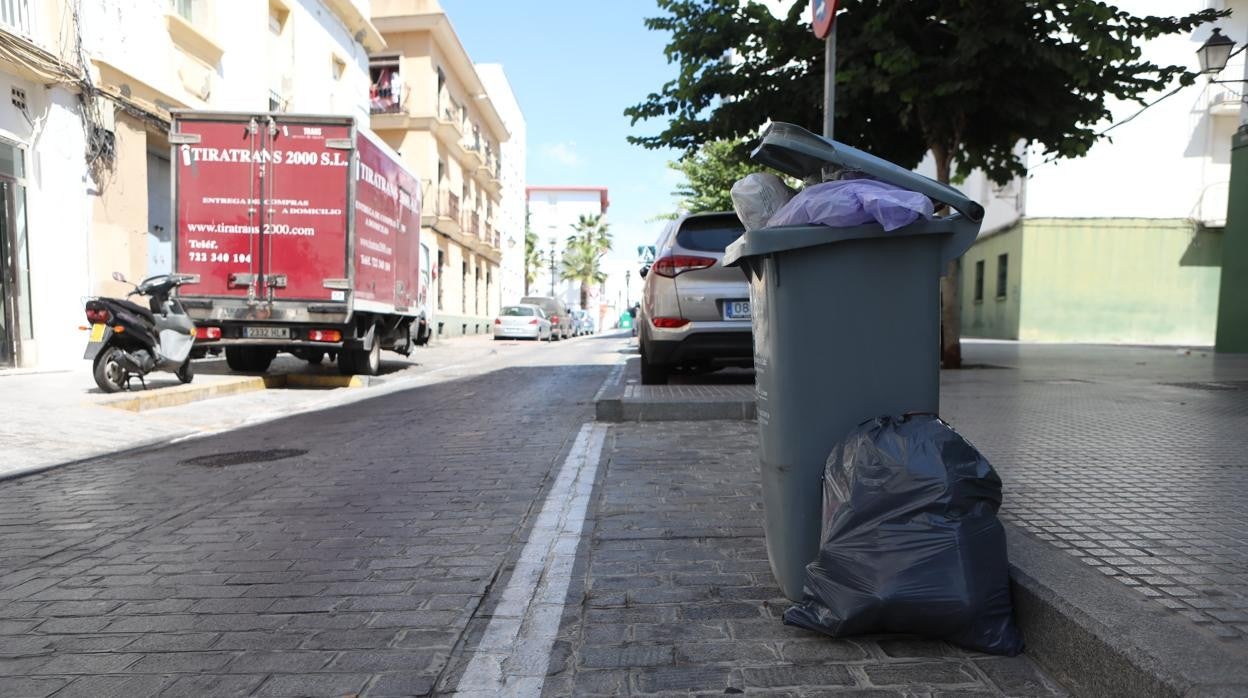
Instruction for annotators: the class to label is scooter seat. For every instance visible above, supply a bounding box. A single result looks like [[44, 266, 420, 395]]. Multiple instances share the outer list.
[[110, 298, 155, 322]]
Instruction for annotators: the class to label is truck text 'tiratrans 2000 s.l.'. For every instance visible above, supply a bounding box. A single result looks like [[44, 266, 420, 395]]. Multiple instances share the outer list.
[[171, 111, 430, 376]]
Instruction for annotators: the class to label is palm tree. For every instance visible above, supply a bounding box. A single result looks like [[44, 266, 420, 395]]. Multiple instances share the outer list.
[[523, 227, 540, 295], [562, 214, 612, 309]]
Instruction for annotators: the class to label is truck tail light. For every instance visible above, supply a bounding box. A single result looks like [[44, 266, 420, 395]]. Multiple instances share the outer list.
[[651, 317, 690, 329], [85, 308, 111, 324], [194, 326, 222, 340], [308, 329, 342, 342], [651, 254, 717, 278]]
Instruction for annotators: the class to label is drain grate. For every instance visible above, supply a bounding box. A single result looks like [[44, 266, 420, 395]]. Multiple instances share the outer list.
[[1165, 381, 1248, 392], [182, 449, 307, 467]]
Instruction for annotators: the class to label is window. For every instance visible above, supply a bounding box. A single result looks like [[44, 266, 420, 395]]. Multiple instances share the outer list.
[[996, 254, 1008, 299], [268, 90, 283, 113], [331, 55, 346, 81], [369, 56, 402, 114], [973, 260, 984, 302], [173, 0, 196, 22], [462, 261, 468, 314], [437, 250, 445, 310], [0, 0, 30, 37]]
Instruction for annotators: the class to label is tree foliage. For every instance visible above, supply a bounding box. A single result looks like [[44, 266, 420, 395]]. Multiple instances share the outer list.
[[561, 214, 613, 309], [668, 139, 760, 214], [523, 226, 541, 296], [626, 0, 1223, 185], [627, 0, 1222, 367]]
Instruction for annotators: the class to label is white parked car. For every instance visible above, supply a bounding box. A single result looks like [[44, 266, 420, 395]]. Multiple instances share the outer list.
[[494, 304, 553, 341]]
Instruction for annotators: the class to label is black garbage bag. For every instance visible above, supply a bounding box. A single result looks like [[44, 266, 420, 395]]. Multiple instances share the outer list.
[[783, 414, 1023, 656]]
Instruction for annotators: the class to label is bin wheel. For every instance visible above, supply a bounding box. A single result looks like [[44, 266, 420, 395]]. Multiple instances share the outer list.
[[639, 344, 669, 385]]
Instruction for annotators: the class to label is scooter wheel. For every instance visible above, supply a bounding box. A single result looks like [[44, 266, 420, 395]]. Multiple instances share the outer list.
[[93, 346, 129, 393], [176, 359, 194, 384]]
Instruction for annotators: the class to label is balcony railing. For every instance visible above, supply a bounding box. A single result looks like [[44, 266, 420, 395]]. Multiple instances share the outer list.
[[369, 73, 404, 115]]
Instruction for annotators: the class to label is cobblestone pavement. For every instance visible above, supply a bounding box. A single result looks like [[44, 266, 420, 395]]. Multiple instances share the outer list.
[[0, 343, 609, 696], [545, 421, 1065, 697], [942, 343, 1248, 642]]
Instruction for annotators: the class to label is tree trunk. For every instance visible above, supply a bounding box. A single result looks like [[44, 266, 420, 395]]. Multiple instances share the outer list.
[[580, 283, 589, 310], [933, 147, 963, 369]]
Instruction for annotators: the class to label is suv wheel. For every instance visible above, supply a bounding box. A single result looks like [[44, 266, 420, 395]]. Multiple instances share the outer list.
[[639, 342, 669, 385]]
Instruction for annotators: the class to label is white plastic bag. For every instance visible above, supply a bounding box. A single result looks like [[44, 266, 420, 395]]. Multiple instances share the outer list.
[[767, 179, 934, 232], [731, 173, 796, 231]]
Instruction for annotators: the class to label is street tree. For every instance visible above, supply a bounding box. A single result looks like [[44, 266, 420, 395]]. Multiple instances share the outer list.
[[669, 139, 758, 214], [524, 226, 540, 295], [626, 0, 1222, 367], [562, 214, 613, 309]]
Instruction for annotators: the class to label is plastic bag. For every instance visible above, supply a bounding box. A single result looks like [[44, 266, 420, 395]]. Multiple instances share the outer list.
[[783, 414, 1024, 656], [731, 173, 796, 231], [767, 179, 934, 231]]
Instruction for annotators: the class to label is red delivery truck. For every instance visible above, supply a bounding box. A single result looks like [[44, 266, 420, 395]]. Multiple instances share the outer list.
[[170, 111, 431, 376]]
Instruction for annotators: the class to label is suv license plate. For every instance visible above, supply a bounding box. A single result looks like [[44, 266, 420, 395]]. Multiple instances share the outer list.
[[244, 326, 290, 339], [724, 301, 751, 320]]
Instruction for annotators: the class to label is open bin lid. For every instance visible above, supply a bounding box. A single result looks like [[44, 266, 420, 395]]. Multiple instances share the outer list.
[[723, 122, 985, 270], [752, 122, 985, 223]]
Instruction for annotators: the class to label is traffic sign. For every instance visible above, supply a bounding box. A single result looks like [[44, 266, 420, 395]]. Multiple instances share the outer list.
[[812, 0, 837, 39], [637, 245, 656, 264]]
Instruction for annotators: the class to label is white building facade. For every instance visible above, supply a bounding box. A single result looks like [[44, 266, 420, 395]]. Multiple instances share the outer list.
[[525, 186, 609, 309], [477, 63, 527, 307]]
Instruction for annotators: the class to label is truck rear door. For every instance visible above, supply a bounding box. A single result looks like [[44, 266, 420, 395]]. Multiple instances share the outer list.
[[174, 115, 351, 303]]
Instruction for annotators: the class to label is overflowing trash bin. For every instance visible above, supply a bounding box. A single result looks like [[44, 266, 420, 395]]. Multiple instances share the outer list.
[[722, 122, 985, 601]]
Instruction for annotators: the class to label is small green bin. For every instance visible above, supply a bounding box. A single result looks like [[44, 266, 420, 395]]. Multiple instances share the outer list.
[[722, 122, 985, 601]]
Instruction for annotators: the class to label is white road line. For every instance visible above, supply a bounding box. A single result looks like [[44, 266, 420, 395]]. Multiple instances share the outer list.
[[453, 422, 608, 697]]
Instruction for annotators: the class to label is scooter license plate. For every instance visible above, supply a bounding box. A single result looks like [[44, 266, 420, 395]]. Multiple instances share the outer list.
[[89, 324, 106, 342]]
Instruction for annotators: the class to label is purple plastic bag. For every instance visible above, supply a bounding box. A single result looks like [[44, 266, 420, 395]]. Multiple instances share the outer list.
[[767, 179, 934, 231]]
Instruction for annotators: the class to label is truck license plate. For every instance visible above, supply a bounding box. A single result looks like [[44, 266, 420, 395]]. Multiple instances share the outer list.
[[724, 301, 751, 320], [244, 326, 290, 339]]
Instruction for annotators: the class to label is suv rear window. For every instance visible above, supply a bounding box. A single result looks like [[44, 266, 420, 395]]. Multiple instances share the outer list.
[[675, 215, 745, 253]]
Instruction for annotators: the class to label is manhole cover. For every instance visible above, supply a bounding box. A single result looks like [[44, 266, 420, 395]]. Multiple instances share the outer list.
[[1165, 381, 1248, 392], [182, 449, 307, 467]]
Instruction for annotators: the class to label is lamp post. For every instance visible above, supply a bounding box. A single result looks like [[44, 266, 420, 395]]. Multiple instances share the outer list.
[[1202, 28, 1248, 353], [548, 238, 557, 297]]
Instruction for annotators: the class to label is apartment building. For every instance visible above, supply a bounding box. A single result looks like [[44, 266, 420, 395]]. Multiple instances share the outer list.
[[525, 186, 610, 310], [369, 0, 509, 338]]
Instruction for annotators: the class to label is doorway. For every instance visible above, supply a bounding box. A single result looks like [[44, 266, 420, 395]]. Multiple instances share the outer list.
[[0, 142, 30, 368]]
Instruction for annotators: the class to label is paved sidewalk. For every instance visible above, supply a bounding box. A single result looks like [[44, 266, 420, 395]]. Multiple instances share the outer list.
[[542, 421, 1064, 696], [598, 340, 1248, 694], [0, 334, 518, 480]]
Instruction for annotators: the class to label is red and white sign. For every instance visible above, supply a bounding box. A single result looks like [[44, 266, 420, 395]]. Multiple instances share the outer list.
[[811, 0, 837, 39]]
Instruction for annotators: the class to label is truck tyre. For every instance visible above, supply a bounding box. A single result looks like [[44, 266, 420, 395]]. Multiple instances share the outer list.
[[337, 350, 357, 376], [358, 340, 381, 376], [639, 343, 669, 385], [226, 347, 275, 373]]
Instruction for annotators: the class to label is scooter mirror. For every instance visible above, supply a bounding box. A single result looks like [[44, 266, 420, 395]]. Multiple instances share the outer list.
[[112, 271, 127, 283]]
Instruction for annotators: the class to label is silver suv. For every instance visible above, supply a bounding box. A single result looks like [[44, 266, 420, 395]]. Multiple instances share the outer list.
[[519, 296, 572, 340], [638, 211, 752, 384]]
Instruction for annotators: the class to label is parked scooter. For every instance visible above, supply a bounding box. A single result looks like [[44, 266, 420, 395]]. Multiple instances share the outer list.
[[83, 272, 200, 393]]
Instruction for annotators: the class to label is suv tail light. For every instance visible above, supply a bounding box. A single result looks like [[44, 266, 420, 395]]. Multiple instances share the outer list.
[[651, 317, 690, 329], [651, 254, 717, 278], [85, 307, 111, 324], [550, 315, 559, 324]]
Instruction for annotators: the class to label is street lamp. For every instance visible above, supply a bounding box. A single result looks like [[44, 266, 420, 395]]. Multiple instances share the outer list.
[[1197, 28, 1246, 82], [548, 238, 558, 297]]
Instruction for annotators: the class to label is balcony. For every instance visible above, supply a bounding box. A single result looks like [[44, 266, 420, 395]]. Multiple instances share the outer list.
[[464, 210, 480, 239], [1208, 60, 1246, 118], [421, 188, 461, 237]]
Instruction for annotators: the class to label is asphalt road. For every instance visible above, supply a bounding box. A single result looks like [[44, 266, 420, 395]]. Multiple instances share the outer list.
[[0, 333, 623, 697]]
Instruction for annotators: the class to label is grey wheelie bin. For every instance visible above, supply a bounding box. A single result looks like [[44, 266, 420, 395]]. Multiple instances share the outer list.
[[722, 122, 985, 602]]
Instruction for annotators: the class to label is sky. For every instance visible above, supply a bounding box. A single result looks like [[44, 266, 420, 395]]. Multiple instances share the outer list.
[[438, 0, 687, 265]]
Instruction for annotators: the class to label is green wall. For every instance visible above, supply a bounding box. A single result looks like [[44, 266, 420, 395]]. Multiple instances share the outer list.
[[1216, 129, 1248, 352], [1018, 219, 1222, 345], [960, 225, 1023, 340]]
